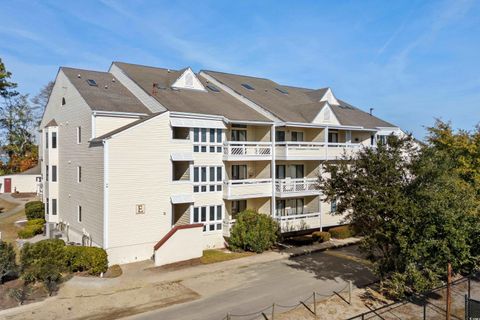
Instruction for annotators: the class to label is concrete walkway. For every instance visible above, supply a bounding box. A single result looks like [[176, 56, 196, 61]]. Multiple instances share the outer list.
[[0, 193, 31, 219]]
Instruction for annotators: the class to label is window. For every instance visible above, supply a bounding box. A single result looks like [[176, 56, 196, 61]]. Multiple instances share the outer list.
[[291, 131, 304, 142], [231, 165, 247, 180], [193, 166, 222, 193], [231, 129, 247, 142], [276, 165, 286, 179], [193, 128, 222, 153], [77, 166, 81, 183], [276, 198, 304, 216], [275, 130, 285, 142], [46, 165, 49, 182], [232, 200, 247, 218], [52, 132, 57, 149], [46, 198, 49, 215], [290, 164, 304, 179], [192, 205, 223, 232], [275, 87, 289, 94], [241, 83, 255, 90], [45, 131, 49, 149], [328, 131, 338, 143], [77, 127, 82, 144], [331, 199, 337, 213], [62, 97, 66, 106], [78, 205, 82, 222], [52, 165, 57, 182], [52, 199, 57, 215]]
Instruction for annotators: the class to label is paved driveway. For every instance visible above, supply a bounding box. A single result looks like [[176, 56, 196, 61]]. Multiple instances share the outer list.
[[124, 245, 376, 320]]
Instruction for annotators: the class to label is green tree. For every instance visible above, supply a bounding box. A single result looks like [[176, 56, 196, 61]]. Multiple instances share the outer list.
[[31, 81, 54, 125], [0, 58, 17, 98], [319, 130, 480, 298], [0, 240, 18, 284]]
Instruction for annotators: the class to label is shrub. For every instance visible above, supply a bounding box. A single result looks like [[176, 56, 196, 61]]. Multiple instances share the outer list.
[[27, 218, 45, 226], [18, 224, 43, 239], [312, 231, 331, 243], [64, 246, 108, 275], [25, 201, 44, 220], [0, 241, 18, 283], [228, 210, 280, 253], [328, 225, 354, 239], [9, 283, 31, 305], [20, 239, 66, 284]]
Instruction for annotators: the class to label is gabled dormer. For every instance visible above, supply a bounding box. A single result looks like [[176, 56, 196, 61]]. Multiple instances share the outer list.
[[312, 102, 340, 125], [319, 88, 340, 106], [171, 67, 206, 92]]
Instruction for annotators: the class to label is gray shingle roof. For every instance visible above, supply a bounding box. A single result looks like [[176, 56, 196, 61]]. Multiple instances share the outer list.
[[61, 67, 151, 114], [112, 62, 271, 122], [203, 70, 397, 128]]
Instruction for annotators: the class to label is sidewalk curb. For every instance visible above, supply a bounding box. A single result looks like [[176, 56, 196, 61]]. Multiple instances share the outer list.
[[286, 238, 362, 258]]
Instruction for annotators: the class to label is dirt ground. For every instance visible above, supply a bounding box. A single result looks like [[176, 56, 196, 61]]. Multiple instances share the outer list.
[[1, 280, 199, 320], [272, 275, 478, 320]]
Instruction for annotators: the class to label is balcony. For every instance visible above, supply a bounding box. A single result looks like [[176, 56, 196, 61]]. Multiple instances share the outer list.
[[275, 141, 365, 160], [276, 212, 321, 232], [326, 142, 363, 159], [223, 142, 272, 161], [275, 178, 320, 197], [223, 178, 272, 200], [275, 142, 325, 160]]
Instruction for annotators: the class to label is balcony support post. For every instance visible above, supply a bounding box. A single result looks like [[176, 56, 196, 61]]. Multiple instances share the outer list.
[[324, 126, 329, 159], [271, 124, 276, 218]]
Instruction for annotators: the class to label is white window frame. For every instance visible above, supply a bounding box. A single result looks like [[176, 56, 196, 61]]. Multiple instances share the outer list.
[[193, 165, 223, 193], [192, 204, 223, 233], [192, 128, 223, 153]]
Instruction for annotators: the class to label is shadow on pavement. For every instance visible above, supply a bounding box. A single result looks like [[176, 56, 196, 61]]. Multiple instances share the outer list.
[[286, 245, 377, 288]]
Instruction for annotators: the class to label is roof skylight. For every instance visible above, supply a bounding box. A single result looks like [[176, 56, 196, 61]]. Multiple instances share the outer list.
[[206, 84, 220, 92], [241, 83, 255, 91], [86, 79, 98, 86], [275, 87, 289, 95]]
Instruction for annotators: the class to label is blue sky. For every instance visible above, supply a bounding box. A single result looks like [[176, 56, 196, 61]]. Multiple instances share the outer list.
[[1, 0, 479, 138]]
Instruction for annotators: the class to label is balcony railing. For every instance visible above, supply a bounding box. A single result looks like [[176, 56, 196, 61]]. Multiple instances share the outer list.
[[276, 212, 321, 232], [223, 141, 272, 160], [223, 178, 272, 199], [275, 178, 319, 196], [275, 141, 365, 159]]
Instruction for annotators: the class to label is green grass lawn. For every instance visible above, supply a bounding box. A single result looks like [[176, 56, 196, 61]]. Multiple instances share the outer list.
[[201, 249, 254, 264]]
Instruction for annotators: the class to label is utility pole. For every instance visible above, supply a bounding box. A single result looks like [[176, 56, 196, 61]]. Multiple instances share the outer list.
[[446, 263, 452, 320]]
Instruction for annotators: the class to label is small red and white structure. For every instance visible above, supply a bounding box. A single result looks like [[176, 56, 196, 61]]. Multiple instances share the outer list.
[[0, 165, 41, 194]]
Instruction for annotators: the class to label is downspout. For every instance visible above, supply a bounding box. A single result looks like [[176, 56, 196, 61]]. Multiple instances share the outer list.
[[271, 124, 276, 219], [103, 139, 109, 250]]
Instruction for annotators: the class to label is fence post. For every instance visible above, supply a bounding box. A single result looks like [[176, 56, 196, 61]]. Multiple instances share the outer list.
[[468, 276, 471, 300], [424, 300, 427, 320], [313, 292, 317, 316], [271, 303, 275, 320], [465, 294, 468, 320], [349, 280, 352, 305]]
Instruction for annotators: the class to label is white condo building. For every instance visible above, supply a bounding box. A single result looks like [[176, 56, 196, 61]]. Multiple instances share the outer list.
[[39, 62, 402, 266]]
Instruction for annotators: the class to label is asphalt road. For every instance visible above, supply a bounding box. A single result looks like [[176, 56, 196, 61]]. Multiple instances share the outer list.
[[124, 245, 375, 320]]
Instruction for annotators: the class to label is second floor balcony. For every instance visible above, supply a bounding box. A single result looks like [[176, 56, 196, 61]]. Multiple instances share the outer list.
[[275, 141, 364, 160], [223, 141, 272, 161], [223, 178, 273, 200], [275, 177, 320, 197]]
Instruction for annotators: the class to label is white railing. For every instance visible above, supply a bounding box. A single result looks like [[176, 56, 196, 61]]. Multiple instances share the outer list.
[[223, 141, 272, 159], [276, 141, 325, 149], [275, 178, 319, 195], [326, 142, 363, 148], [276, 212, 321, 232], [222, 219, 236, 237], [223, 178, 272, 199]]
